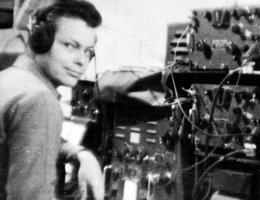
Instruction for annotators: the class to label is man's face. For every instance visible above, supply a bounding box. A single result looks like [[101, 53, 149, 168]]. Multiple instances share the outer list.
[[37, 17, 97, 87]]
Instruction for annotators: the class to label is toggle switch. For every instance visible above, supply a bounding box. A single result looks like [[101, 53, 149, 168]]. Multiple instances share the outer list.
[[196, 40, 212, 59], [231, 9, 240, 20], [231, 24, 243, 35], [204, 11, 212, 22]]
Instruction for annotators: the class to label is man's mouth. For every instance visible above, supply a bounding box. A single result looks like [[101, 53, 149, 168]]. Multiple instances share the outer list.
[[67, 69, 82, 78]]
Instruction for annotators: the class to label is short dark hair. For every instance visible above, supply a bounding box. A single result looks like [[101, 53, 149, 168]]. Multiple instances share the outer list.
[[28, 0, 102, 53]]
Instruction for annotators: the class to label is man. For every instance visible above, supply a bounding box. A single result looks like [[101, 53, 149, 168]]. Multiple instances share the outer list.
[[0, 1, 104, 200]]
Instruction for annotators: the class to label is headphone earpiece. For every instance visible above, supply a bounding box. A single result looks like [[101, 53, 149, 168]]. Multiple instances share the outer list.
[[28, 16, 55, 54]]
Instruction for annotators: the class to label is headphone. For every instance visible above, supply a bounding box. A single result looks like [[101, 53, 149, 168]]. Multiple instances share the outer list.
[[27, 1, 102, 54], [27, 7, 56, 54]]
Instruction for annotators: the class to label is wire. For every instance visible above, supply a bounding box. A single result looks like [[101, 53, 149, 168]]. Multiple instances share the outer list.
[[146, 174, 153, 200], [92, 53, 102, 104], [191, 149, 246, 200], [168, 24, 246, 138], [147, 88, 164, 107], [167, 66, 252, 196], [170, 70, 215, 137], [168, 62, 249, 182], [92, 54, 108, 154], [166, 17, 253, 200], [168, 57, 245, 176], [166, 25, 193, 124], [170, 74, 249, 138], [101, 25, 147, 66], [201, 176, 212, 200], [199, 68, 242, 191], [204, 68, 242, 158], [202, 68, 241, 171], [169, 61, 222, 136], [207, 68, 242, 136], [201, 68, 242, 173], [173, 26, 191, 62], [167, 25, 225, 175], [196, 87, 221, 135], [171, 143, 220, 175]]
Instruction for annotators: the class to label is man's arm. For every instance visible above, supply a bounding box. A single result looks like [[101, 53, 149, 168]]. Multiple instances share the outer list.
[[6, 90, 104, 200], [60, 142, 104, 200], [6, 92, 63, 200]]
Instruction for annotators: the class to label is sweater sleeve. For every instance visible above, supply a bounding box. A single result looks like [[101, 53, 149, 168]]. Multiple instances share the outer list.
[[59, 141, 86, 161], [6, 91, 63, 200]]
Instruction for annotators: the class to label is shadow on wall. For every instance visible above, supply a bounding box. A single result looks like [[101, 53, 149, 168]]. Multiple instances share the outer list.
[[0, 30, 25, 71], [0, 0, 26, 70], [0, 52, 20, 70]]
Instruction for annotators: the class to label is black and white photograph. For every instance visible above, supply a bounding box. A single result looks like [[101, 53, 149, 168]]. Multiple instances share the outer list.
[[1, 0, 260, 199]]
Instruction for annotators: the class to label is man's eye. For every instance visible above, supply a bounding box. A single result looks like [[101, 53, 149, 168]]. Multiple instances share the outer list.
[[85, 49, 95, 61], [64, 43, 75, 49]]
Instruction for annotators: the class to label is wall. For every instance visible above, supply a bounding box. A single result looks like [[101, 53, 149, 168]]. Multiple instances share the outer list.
[[1, 0, 260, 80], [84, 0, 260, 80]]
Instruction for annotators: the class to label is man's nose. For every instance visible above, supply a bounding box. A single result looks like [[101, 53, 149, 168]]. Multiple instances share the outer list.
[[74, 50, 88, 66]]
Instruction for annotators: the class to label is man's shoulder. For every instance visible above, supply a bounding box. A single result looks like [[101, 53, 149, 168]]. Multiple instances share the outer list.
[[0, 67, 51, 94], [0, 67, 59, 107]]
